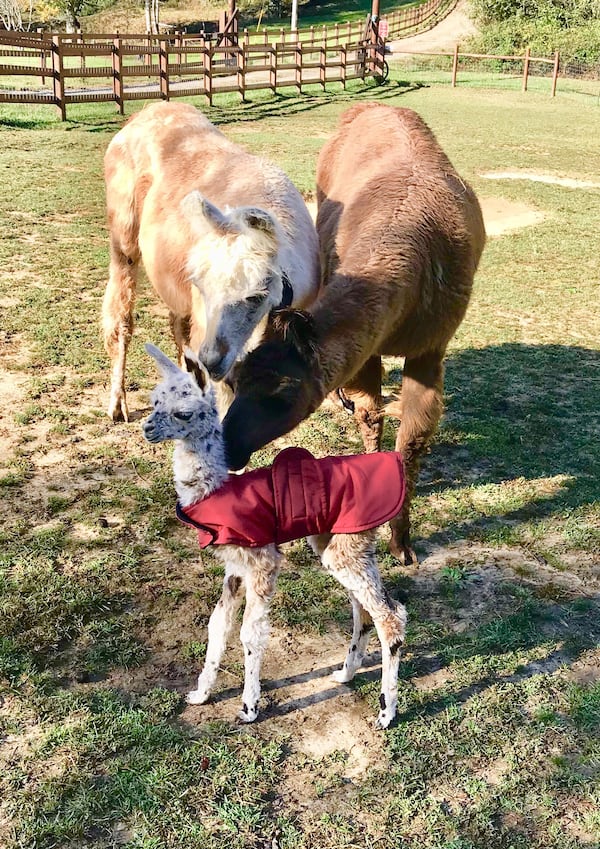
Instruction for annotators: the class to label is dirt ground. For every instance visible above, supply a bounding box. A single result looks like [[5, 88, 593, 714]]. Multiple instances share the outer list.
[[388, 0, 478, 54], [307, 195, 545, 236]]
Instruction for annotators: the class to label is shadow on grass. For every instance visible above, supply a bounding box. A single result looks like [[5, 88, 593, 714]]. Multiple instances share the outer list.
[[209, 80, 425, 126], [385, 343, 600, 550], [0, 79, 425, 132]]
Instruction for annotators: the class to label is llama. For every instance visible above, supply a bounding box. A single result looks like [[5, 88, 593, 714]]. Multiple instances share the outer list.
[[102, 101, 320, 421], [221, 103, 487, 565], [142, 342, 408, 729]]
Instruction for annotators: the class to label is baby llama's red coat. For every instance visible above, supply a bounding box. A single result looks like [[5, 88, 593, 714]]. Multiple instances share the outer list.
[[177, 447, 405, 548]]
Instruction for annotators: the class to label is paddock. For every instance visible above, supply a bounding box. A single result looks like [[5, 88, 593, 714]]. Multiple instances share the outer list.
[[0, 85, 598, 848]]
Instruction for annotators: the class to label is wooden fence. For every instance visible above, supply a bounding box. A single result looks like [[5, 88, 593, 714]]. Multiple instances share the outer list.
[[393, 45, 562, 95], [0, 31, 388, 119], [0, 0, 456, 118]]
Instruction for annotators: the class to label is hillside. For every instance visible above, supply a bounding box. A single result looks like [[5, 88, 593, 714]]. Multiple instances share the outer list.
[[81, 0, 370, 33]]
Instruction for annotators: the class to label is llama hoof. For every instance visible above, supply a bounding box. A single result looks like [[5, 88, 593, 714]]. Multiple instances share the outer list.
[[108, 395, 129, 423], [186, 688, 211, 705], [375, 710, 394, 730], [389, 538, 418, 566], [331, 668, 354, 684], [238, 702, 259, 723]]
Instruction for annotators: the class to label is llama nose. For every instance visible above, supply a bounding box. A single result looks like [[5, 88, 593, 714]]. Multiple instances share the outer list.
[[200, 340, 229, 380], [143, 418, 157, 440]]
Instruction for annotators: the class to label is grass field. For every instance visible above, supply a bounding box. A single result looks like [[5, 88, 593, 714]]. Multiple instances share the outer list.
[[0, 78, 599, 849]]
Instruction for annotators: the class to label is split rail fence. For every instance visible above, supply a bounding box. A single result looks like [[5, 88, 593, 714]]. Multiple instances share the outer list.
[[0, 0, 455, 118]]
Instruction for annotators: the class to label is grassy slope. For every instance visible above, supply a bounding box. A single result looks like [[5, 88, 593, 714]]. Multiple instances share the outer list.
[[0, 80, 599, 848], [82, 0, 378, 33]]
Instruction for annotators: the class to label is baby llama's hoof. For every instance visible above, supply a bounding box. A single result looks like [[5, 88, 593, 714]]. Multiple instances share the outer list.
[[238, 701, 259, 723], [186, 688, 210, 705]]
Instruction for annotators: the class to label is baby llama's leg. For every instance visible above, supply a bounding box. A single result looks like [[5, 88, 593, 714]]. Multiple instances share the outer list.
[[331, 592, 373, 684], [321, 532, 407, 729], [187, 568, 245, 705], [238, 546, 280, 723]]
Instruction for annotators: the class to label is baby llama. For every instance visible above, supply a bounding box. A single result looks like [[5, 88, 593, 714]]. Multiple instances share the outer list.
[[143, 343, 408, 728]]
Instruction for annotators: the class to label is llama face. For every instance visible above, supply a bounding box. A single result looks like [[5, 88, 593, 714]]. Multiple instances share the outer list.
[[182, 192, 285, 381], [143, 344, 218, 444], [222, 313, 323, 470]]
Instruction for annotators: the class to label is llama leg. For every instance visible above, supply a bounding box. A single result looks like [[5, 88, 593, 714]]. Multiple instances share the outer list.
[[331, 593, 373, 683], [238, 550, 279, 722], [321, 534, 407, 729], [374, 621, 404, 730], [187, 571, 245, 705], [169, 312, 191, 363], [307, 533, 332, 558], [102, 240, 140, 422], [343, 356, 384, 453], [390, 350, 445, 565]]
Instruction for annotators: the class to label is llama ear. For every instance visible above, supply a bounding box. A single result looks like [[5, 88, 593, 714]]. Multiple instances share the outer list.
[[145, 343, 181, 376], [181, 191, 238, 235], [237, 206, 278, 238], [183, 348, 209, 390], [270, 309, 319, 360]]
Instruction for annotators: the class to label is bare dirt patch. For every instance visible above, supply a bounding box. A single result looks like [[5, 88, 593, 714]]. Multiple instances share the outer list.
[[483, 171, 600, 190], [388, 0, 478, 54], [306, 196, 546, 236]]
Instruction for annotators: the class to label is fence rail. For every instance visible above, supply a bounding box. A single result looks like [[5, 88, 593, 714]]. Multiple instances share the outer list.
[[0, 0, 457, 117], [0, 31, 389, 118], [1, 0, 589, 117]]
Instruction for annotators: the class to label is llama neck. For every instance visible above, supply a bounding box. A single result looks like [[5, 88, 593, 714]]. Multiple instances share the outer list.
[[309, 274, 387, 392], [172, 432, 229, 508]]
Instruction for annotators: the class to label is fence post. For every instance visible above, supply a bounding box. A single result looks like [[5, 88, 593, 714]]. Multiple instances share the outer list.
[[112, 37, 124, 114], [451, 43, 459, 87], [159, 39, 169, 99], [320, 29, 326, 90], [551, 50, 559, 97], [270, 43, 276, 93], [296, 39, 302, 92], [522, 46, 530, 92], [238, 45, 245, 101], [38, 28, 47, 85], [204, 45, 212, 106], [51, 35, 66, 121], [78, 30, 85, 72]]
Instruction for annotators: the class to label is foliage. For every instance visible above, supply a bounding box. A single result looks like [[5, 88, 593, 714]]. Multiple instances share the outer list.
[[467, 0, 600, 62], [469, 0, 600, 26], [1, 0, 22, 29]]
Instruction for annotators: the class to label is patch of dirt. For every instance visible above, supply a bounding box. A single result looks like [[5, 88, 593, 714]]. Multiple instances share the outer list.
[[479, 196, 546, 236], [306, 196, 546, 237], [483, 171, 600, 190], [388, 0, 478, 54]]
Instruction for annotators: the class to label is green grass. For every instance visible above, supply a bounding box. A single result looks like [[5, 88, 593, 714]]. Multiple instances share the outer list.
[[1, 80, 599, 848]]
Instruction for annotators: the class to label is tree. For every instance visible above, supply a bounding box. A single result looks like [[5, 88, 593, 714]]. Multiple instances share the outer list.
[[145, 0, 160, 33], [0, 0, 23, 29]]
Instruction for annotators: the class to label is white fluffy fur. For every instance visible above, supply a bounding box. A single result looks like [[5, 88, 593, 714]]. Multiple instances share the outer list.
[[102, 101, 320, 421], [143, 343, 407, 729]]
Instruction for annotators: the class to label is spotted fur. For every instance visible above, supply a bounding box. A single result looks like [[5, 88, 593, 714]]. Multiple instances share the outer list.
[[143, 343, 407, 729]]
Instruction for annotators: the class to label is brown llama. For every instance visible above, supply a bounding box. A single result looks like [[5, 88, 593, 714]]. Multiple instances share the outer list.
[[221, 103, 486, 564], [102, 101, 320, 421]]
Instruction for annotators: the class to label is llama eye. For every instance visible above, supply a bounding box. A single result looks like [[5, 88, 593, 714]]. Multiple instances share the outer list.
[[247, 293, 267, 307], [173, 411, 193, 422]]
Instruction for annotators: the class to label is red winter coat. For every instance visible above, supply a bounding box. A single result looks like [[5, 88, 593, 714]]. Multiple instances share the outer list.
[[176, 447, 405, 548]]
